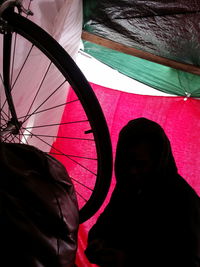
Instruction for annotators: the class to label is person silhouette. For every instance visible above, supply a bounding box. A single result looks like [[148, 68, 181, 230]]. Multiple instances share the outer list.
[[85, 117, 200, 267]]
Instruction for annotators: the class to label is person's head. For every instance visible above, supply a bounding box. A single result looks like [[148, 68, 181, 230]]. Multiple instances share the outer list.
[[114, 117, 177, 188]]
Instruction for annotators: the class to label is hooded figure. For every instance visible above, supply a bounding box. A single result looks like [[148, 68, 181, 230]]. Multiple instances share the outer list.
[[85, 117, 200, 267]]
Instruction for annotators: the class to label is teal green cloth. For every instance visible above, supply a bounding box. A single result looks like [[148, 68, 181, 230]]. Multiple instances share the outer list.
[[83, 0, 97, 27], [83, 41, 200, 97]]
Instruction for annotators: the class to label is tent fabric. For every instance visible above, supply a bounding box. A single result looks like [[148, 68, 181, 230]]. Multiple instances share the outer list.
[[54, 82, 200, 199], [1, 1, 200, 267], [51, 82, 200, 267], [76, 51, 173, 96], [83, 41, 200, 97], [83, 0, 200, 66], [0, 0, 83, 152], [28, 0, 83, 57]]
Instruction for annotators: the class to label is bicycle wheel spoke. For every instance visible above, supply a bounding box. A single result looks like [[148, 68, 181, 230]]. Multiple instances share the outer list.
[[19, 99, 79, 119], [10, 33, 17, 84], [0, 73, 3, 85], [22, 62, 52, 123], [26, 0, 33, 18], [1, 43, 34, 111], [16, 99, 79, 120], [75, 190, 88, 203], [48, 153, 97, 161], [2, 132, 12, 142], [19, 133, 94, 141], [22, 127, 97, 176], [11, 43, 34, 90], [0, 117, 7, 125], [1, 110, 9, 122], [70, 177, 93, 191], [27, 0, 32, 10], [19, 129, 29, 144], [0, 112, 11, 124], [1, 122, 8, 130], [12, 133, 21, 143], [0, 74, 6, 111], [23, 79, 67, 124], [9, 133, 17, 143], [24, 119, 90, 129]]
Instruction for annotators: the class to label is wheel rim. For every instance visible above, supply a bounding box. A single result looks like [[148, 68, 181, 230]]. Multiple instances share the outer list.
[[0, 12, 112, 223]]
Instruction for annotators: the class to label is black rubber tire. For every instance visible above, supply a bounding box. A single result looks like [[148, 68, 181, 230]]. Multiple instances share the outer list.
[[1, 10, 113, 223]]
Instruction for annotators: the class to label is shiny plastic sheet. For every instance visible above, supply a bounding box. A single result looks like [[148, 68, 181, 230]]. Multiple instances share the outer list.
[[83, 0, 200, 66]]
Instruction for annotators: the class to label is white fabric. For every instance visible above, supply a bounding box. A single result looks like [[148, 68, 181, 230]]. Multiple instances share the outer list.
[[76, 51, 175, 96], [29, 0, 82, 59], [0, 0, 83, 150], [25, 0, 82, 150]]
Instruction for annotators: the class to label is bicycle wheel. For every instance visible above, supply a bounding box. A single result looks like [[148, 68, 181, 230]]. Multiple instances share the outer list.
[[0, 10, 112, 223]]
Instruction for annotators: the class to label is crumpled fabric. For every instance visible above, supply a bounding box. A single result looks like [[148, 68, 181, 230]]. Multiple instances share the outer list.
[[83, 0, 200, 66], [0, 142, 79, 267]]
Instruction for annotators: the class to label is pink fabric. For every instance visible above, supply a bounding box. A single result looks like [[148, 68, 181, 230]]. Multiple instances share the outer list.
[[52, 82, 200, 267]]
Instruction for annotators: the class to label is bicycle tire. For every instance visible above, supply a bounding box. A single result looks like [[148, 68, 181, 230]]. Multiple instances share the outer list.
[[0, 10, 113, 223]]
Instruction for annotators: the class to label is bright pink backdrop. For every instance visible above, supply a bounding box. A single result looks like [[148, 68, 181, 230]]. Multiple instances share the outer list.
[[53, 82, 200, 267]]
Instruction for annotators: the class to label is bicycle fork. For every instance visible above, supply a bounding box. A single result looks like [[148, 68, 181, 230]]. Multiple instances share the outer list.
[[0, 3, 33, 140], [1, 27, 22, 139]]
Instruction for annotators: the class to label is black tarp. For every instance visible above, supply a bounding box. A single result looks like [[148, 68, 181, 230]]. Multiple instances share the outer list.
[[83, 0, 200, 66]]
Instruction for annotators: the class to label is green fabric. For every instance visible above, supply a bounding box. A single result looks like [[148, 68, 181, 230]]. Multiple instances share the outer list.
[[83, 41, 200, 97], [83, 0, 97, 26]]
